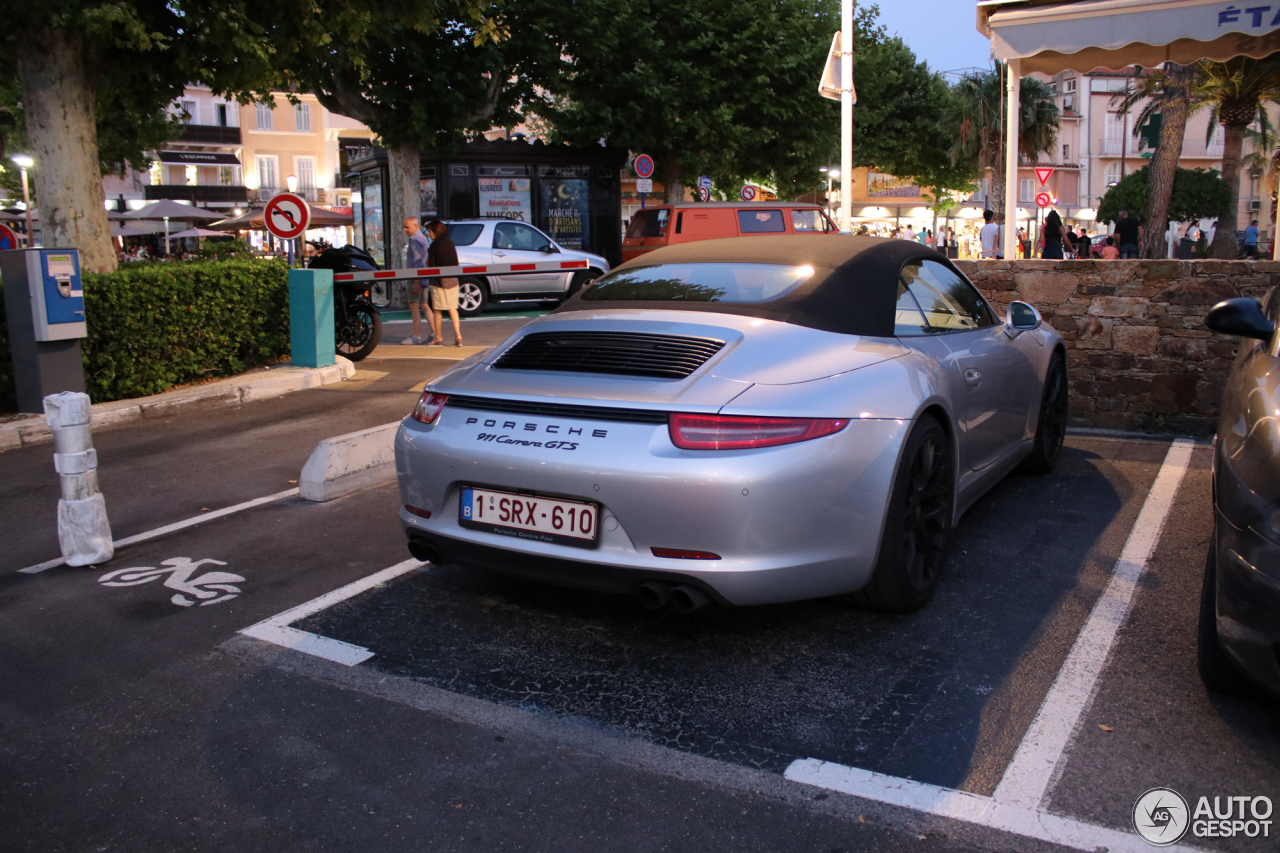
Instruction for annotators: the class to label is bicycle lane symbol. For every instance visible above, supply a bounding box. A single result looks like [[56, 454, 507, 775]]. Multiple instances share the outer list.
[[99, 558, 245, 607]]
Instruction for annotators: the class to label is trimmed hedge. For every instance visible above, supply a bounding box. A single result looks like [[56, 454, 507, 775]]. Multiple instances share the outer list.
[[0, 258, 291, 411]]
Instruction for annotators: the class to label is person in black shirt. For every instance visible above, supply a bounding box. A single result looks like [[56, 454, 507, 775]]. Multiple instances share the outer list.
[[425, 219, 464, 346], [1114, 210, 1143, 259]]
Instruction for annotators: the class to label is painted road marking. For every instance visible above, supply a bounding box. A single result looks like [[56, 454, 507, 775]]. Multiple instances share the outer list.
[[18, 488, 300, 574], [99, 557, 244, 607], [238, 557, 423, 666], [786, 439, 1200, 853]]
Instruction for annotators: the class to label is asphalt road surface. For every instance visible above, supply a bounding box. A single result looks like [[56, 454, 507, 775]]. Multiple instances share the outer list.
[[1, 323, 1277, 852]]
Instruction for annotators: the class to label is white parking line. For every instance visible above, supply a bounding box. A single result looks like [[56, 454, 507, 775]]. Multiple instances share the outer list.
[[786, 438, 1200, 852], [238, 557, 424, 666], [18, 488, 301, 574]]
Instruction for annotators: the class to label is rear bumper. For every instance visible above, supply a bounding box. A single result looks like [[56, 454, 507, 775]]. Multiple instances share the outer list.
[[1214, 508, 1280, 696], [395, 410, 911, 606]]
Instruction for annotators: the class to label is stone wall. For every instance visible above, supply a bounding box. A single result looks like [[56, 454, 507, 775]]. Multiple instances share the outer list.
[[953, 260, 1280, 434]]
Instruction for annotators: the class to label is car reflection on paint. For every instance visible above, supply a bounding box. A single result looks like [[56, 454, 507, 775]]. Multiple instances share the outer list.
[[395, 236, 1067, 613], [1200, 295, 1280, 697]]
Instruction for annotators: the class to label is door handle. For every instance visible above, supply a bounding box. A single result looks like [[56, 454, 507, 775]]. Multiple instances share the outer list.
[[965, 368, 982, 389], [494, 250, 507, 257]]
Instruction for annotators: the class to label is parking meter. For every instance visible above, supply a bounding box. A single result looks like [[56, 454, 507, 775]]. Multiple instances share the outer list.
[[1, 247, 89, 413]]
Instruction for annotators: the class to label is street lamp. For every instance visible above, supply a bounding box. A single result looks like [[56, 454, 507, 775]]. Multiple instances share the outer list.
[[286, 174, 298, 193], [12, 154, 34, 247]]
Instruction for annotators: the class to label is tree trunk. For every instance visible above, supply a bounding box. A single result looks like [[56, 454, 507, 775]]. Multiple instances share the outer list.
[[1211, 122, 1247, 259], [17, 29, 114, 273], [1144, 63, 1194, 260], [988, 166, 1007, 225], [386, 142, 420, 269], [660, 156, 685, 204]]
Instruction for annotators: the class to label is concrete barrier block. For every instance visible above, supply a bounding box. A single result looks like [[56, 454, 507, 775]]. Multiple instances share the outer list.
[[299, 421, 400, 502]]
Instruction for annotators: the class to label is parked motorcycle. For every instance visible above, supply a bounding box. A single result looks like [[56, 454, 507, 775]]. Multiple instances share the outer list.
[[307, 241, 383, 361]]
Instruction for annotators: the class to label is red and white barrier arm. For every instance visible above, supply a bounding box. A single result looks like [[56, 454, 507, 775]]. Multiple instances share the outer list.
[[331, 258, 592, 284]]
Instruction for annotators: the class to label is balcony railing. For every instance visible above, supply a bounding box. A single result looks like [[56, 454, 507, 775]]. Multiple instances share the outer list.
[[176, 124, 242, 145], [145, 184, 250, 203], [252, 186, 328, 203]]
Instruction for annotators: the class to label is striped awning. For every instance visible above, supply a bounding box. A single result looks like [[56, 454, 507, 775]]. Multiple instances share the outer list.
[[979, 0, 1280, 74]]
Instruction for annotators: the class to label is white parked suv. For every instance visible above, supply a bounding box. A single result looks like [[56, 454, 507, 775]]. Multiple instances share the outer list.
[[446, 219, 611, 317]]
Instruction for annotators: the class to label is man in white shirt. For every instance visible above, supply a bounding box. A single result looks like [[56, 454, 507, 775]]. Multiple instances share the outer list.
[[979, 209, 1003, 259]]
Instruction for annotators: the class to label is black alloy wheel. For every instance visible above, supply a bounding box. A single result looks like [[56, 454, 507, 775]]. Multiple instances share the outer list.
[[855, 416, 954, 612], [336, 308, 382, 362], [1021, 353, 1068, 474]]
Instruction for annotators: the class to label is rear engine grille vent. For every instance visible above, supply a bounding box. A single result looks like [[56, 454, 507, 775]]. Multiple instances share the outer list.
[[494, 332, 725, 379], [448, 395, 668, 424]]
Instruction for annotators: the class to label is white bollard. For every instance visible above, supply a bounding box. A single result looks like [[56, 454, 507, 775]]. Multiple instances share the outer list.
[[43, 392, 114, 566]]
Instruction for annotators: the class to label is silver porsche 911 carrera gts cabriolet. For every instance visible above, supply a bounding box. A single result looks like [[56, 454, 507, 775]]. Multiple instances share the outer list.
[[396, 236, 1067, 612]]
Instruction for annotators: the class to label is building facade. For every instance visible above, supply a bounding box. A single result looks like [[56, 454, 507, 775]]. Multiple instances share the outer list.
[[101, 86, 376, 217]]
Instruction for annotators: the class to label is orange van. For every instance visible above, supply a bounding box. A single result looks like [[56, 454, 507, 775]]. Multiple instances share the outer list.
[[621, 202, 840, 262]]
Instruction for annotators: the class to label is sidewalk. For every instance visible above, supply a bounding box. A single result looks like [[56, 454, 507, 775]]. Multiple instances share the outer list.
[[0, 358, 356, 452]]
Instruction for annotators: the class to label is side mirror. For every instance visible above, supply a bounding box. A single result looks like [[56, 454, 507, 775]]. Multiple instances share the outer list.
[[1206, 297, 1275, 341], [540, 243, 558, 253], [1005, 300, 1042, 338]]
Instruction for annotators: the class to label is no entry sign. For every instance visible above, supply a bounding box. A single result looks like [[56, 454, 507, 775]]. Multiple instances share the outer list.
[[633, 154, 655, 179], [264, 193, 311, 241]]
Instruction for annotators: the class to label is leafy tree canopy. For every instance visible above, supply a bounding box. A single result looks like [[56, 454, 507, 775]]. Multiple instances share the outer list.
[[540, 0, 860, 198], [1097, 165, 1232, 224]]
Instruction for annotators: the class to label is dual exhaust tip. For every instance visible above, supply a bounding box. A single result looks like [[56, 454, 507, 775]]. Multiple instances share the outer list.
[[407, 538, 711, 613], [636, 580, 710, 613]]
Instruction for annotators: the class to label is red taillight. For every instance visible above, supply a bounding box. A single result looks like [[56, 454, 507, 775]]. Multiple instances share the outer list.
[[651, 547, 721, 560], [668, 413, 849, 450], [411, 392, 449, 424], [405, 504, 432, 519]]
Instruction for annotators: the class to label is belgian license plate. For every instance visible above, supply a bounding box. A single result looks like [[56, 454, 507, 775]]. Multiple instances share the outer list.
[[459, 486, 600, 548]]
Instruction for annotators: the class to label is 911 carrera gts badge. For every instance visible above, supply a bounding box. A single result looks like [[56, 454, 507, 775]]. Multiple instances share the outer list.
[[465, 416, 607, 451]]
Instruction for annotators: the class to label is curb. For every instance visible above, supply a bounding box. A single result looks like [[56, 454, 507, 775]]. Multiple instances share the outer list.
[[0, 358, 356, 452], [299, 421, 399, 502]]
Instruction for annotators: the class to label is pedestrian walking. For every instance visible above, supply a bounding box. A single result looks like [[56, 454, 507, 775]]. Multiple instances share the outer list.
[[1038, 210, 1074, 260], [979, 209, 1003, 259], [1245, 219, 1260, 259], [1114, 210, 1143, 259], [400, 217, 437, 345], [425, 219, 464, 347]]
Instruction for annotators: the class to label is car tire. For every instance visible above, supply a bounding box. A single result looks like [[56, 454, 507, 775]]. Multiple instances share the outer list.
[[1197, 535, 1260, 694], [457, 277, 488, 318], [567, 269, 601, 299], [1020, 352, 1068, 475], [853, 414, 954, 612]]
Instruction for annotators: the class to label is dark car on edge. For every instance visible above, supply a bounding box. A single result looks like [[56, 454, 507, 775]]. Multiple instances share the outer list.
[[1201, 294, 1280, 697]]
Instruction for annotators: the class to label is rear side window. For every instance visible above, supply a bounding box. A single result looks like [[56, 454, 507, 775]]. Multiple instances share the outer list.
[[582, 263, 815, 303], [626, 209, 670, 239], [791, 209, 835, 233], [737, 209, 785, 233], [446, 223, 484, 246]]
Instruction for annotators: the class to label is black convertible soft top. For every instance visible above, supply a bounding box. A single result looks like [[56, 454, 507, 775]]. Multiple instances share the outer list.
[[555, 235, 956, 337]]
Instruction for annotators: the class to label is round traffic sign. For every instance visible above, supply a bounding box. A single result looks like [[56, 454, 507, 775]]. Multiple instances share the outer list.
[[0, 223, 20, 251], [697, 187, 711, 202], [1035, 191, 1052, 208], [264, 192, 312, 240], [633, 154, 655, 179], [741, 185, 758, 202]]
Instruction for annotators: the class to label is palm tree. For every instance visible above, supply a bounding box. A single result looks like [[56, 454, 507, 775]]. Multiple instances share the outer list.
[[1112, 63, 1197, 258], [947, 62, 1059, 224], [1193, 56, 1280, 258]]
